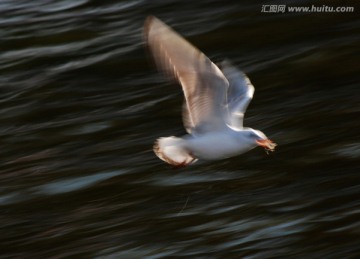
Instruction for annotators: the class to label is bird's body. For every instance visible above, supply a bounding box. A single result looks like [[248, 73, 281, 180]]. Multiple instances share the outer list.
[[186, 129, 256, 160], [145, 16, 276, 166]]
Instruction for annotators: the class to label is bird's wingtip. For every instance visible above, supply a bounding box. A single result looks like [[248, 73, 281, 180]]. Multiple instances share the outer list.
[[218, 59, 233, 69], [144, 15, 155, 36], [144, 15, 155, 26]]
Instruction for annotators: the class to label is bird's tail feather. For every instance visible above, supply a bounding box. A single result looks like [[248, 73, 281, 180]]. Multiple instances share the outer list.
[[154, 137, 196, 166]]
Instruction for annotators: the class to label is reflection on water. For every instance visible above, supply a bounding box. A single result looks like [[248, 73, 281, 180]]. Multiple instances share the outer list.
[[0, 0, 359, 257]]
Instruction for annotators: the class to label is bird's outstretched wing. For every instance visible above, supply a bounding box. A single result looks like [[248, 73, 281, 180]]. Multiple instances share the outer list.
[[144, 16, 229, 134], [220, 60, 255, 129]]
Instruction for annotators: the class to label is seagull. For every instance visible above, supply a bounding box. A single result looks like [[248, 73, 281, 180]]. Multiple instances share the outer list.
[[144, 16, 277, 167]]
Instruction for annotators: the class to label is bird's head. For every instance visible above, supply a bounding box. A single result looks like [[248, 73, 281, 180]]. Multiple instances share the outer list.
[[247, 129, 277, 153]]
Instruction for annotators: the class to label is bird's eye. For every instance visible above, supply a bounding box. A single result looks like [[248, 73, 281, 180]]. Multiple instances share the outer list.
[[249, 132, 257, 138]]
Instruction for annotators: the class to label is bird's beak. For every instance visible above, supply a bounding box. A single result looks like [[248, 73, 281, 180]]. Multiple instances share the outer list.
[[256, 139, 277, 152]]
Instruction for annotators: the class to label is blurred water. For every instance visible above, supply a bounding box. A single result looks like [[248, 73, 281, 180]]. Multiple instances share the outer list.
[[0, 0, 359, 258]]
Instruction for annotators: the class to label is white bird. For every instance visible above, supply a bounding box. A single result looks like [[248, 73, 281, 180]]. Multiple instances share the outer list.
[[144, 16, 277, 167]]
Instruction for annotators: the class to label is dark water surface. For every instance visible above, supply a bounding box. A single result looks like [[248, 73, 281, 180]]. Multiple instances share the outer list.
[[1, 0, 359, 258]]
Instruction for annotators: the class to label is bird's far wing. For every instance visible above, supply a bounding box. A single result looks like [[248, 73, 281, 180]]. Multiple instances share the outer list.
[[144, 16, 229, 134], [220, 60, 255, 129]]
